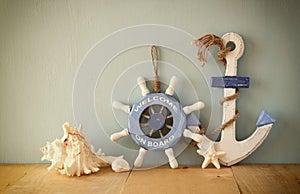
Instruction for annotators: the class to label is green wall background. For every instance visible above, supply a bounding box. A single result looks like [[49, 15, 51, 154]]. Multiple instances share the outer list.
[[0, 0, 299, 164]]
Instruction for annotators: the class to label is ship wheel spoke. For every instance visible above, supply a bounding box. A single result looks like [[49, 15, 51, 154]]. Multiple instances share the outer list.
[[142, 114, 150, 119], [159, 105, 165, 114], [140, 123, 149, 128], [165, 124, 172, 130], [149, 129, 154, 137], [159, 130, 164, 138], [149, 106, 155, 115], [166, 115, 173, 119]]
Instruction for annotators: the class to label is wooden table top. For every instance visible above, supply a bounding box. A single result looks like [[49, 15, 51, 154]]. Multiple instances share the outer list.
[[0, 164, 299, 193]]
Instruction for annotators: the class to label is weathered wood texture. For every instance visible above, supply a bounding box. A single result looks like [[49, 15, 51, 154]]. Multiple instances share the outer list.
[[232, 164, 300, 194], [1, 164, 129, 194], [1, 164, 299, 194], [122, 166, 239, 194]]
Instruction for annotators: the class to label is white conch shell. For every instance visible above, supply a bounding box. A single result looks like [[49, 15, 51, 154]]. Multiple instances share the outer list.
[[40, 122, 130, 176]]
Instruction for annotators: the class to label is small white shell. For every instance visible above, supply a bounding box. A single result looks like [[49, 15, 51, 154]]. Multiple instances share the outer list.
[[111, 158, 131, 172]]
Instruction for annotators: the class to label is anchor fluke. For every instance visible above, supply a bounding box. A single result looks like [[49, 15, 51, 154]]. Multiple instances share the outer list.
[[216, 115, 275, 166]]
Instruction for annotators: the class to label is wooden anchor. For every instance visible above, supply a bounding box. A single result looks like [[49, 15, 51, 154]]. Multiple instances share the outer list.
[[212, 32, 276, 166]]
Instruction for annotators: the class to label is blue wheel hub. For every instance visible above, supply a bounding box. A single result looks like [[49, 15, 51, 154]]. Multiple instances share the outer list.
[[148, 113, 165, 130], [129, 93, 186, 151]]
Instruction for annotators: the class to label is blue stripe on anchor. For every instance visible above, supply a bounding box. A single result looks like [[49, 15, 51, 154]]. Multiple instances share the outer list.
[[211, 76, 250, 88]]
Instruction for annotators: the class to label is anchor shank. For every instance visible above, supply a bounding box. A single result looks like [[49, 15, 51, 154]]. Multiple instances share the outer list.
[[221, 58, 238, 142], [221, 88, 237, 142], [225, 58, 237, 76]]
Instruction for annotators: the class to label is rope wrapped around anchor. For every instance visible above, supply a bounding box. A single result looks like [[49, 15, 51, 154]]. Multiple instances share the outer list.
[[192, 34, 240, 138]]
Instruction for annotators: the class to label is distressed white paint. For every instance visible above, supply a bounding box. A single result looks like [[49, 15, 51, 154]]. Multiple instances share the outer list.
[[112, 101, 131, 114], [110, 128, 129, 142], [183, 129, 202, 142], [137, 76, 150, 96], [215, 33, 273, 166], [134, 147, 147, 168], [183, 102, 205, 115], [165, 76, 178, 96], [165, 148, 178, 169]]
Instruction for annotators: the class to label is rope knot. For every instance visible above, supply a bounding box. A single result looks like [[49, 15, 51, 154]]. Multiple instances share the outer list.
[[192, 33, 231, 67]]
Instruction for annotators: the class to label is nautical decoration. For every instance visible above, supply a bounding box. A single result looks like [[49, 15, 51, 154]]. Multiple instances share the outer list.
[[111, 76, 205, 168], [192, 32, 276, 166], [196, 135, 226, 169], [182, 129, 226, 169], [211, 76, 249, 88], [40, 122, 130, 176], [110, 46, 205, 168]]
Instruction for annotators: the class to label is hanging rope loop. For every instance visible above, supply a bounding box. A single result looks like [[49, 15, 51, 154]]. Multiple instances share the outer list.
[[150, 45, 160, 93]]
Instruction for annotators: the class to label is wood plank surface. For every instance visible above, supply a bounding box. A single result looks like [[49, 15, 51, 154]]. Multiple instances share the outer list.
[[0, 164, 40, 193], [122, 166, 240, 194], [1, 164, 299, 193], [1, 164, 129, 194], [232, 164, 300, 193]]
